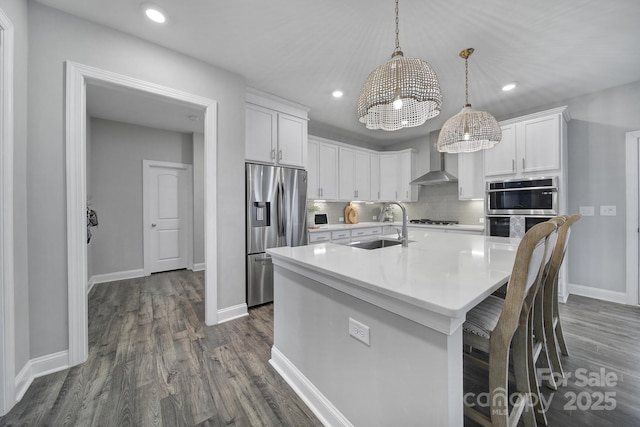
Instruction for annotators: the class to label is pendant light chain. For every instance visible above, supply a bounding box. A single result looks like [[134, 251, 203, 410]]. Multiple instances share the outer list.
[[464, 56, 469, 106], [395, 0, 401, 52]]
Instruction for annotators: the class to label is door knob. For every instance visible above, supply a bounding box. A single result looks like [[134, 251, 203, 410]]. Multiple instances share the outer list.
[[151, 223, 157, 227]]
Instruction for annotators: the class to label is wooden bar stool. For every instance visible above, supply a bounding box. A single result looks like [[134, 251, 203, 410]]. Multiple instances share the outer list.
[[463, 221, 556, 427]]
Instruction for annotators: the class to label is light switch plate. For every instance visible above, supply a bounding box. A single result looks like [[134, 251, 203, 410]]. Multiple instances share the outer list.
[[600, 205, 616, 216], [579, 206, 595, 216]]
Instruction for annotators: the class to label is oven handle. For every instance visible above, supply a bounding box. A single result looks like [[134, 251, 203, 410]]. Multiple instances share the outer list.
[[486, 186, 557, 193]]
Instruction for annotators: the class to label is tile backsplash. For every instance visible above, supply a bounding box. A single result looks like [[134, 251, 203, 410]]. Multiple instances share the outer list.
[[309, 182, 485, 226]]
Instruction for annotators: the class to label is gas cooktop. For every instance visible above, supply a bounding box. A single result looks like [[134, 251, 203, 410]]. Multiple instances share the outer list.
[[409, 219, 459, 225]]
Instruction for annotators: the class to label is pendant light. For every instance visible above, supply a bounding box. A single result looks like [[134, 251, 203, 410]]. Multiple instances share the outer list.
[[437, 48, 502, 153], [357, 0, 442, 131]]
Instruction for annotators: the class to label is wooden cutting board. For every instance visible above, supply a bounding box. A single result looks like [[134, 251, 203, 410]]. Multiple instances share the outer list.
[[345, 202, 359, 224]]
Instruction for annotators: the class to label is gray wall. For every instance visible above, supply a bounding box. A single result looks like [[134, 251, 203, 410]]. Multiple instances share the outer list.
[[565, 80, 640, 292], [0, 0, 30, 382], [27, 2, 246, 358], [88, 118, 194, 276]]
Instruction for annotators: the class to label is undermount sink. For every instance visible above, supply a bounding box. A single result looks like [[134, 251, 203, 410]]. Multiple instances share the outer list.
[[348, 239, 409, 250]]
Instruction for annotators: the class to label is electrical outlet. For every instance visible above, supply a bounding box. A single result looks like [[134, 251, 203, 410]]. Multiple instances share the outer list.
[[339, 216, 344, 222], [600, 205, 616, 216], [349, 317, 370, 346], [579, 206, 594, 216], [478, 217, 485, 224], [373, 216, 377, 220]]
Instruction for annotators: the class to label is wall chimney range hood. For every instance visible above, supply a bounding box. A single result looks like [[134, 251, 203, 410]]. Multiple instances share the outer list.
[[410, 152, 458, 185]]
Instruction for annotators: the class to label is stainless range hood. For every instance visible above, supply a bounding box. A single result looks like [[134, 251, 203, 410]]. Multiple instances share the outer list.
[[410, 152, 458, 185]]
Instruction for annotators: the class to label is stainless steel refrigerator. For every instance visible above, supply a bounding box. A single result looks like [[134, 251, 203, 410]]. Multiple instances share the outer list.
[[246, 163, 307, 307]]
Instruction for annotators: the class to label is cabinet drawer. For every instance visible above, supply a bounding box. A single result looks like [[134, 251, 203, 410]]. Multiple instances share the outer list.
[[351, 227, 382, 238], [309, 232, 331, 243], [331, 230, 350, 240]]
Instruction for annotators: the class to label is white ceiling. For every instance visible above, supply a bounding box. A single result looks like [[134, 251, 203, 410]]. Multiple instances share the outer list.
[[39, 0, 640, 146]]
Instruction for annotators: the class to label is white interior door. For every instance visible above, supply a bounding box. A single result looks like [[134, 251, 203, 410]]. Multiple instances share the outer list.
[[144, 160, 192, 274]]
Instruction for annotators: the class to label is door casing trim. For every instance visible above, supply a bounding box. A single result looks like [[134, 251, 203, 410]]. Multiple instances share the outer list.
[[0, 6, 15, 416], [65, 61, 219, 367], [625, 130, 640, 305]]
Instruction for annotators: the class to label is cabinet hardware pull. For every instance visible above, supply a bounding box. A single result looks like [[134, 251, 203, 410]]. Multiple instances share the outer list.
[[522, 158, 525, 170], [278, 150, 283, 161], [271, 148, 276, 160], [512, 159, 515, 172], [460, 187, 463, 196]]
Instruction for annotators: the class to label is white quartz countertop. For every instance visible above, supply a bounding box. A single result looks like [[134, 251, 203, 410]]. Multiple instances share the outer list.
[[308, 221, 484, 233], [268, 232, 519, 320]]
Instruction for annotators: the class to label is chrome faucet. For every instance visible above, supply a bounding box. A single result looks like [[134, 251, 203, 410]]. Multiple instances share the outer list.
[[378, 202, 409, 247]]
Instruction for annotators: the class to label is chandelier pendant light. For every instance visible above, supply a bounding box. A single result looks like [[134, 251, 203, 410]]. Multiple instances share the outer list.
[[437, 48, 502, 153], [357, 0, 442, 131]]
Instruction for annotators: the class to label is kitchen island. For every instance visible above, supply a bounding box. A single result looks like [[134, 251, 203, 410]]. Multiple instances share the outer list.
[[267, 231, 520, 426]]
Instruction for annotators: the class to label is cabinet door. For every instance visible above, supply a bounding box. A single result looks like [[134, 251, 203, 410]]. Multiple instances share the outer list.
[[458, 151, 484, 200], [398, 151, 417, 201], [520, 114, 560, 173], [307, 140, 319, 199], [318, 143, 338, 200], [278, 113, 307, 168], [379, 154, 400, 200], [245, 104, 277, 164], [354, 151, 371, 200], [338, 147, 356, 200], [484, 123, 516, 177], [370, 154, 381, 201]]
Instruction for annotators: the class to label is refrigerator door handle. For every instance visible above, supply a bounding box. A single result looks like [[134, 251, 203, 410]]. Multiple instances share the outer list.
[[276, 182, 285, 237]]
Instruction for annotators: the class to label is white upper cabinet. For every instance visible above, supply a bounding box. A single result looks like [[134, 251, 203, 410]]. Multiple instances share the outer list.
[[379, 150, 418, 202], [308, 137, 338, 200], [339, 147, 371, 201], [277, 113, 307, 167], [484, 106, 568, 178], [370, 154, 381, 201], [458, 150, 484, 200], [245, 89, 309, 169], [307, 137, 417, 202]]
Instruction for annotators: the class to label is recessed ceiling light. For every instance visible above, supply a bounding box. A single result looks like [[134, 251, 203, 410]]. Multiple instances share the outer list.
[[502, 82, 517, 91], [142, 3, 167, 23], [332, 90, 344, 98]]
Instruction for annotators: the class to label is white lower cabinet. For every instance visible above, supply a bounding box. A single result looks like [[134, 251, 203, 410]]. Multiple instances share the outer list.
[[308, 231, 331, 244]]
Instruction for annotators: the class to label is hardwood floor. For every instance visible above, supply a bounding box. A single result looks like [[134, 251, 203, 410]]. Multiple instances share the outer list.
[[0, 270, 321, 427], [464, 294, 640, 427], [1, 271, 639, 426]]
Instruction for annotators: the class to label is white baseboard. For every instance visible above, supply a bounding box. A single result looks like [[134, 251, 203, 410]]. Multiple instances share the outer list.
[[270, 346, 352, 427], [558, 289, 570, 304], [88, 268, 146, 291], [192, 262, 205, 272], [568, 283, 630, 305], [217, 303, 248, 324], [15, 350, 69, 402]]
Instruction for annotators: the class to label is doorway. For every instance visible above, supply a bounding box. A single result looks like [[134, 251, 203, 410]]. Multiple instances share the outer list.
[[65, 62, 218, 367], [625, 129, 640, 305]]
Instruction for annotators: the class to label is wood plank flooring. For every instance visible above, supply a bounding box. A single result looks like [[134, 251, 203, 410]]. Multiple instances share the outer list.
[[464, 294, 640, 427], [1, 271, 639, 426], [0, 270, 321, 427]]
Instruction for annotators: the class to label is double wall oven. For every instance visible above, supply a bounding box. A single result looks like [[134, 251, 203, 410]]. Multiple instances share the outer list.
[[486, 177, 558, 238]]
